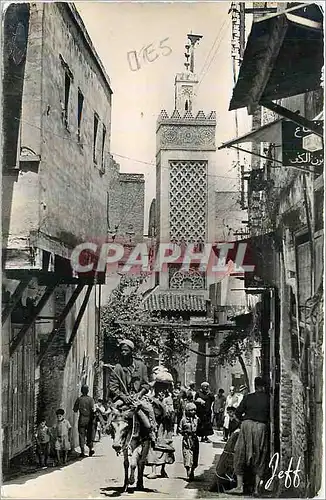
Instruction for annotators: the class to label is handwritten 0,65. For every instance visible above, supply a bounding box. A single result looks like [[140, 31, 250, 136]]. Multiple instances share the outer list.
[[127, 37, 172, 72]]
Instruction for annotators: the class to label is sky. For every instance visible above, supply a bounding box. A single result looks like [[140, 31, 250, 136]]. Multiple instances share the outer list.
[[76, 1, 252, 231]]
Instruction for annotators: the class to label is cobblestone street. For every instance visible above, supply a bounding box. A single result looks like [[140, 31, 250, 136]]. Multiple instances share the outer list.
[[2, 433, 248, 499]]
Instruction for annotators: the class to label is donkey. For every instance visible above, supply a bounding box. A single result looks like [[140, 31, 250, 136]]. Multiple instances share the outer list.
[[107, 407, 150, 492]]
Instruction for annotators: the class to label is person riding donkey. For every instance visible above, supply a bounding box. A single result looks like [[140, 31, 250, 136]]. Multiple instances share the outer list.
[[108, 339, 157, 444]]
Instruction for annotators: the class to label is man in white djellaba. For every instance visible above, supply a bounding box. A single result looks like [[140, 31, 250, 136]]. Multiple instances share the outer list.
[[223, 386, 241, 441]]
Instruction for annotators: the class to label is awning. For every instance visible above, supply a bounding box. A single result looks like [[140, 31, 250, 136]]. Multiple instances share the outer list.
[[218, 119, 283, 150], [143, 292, 207, 313], [229, 4, 324, 112]]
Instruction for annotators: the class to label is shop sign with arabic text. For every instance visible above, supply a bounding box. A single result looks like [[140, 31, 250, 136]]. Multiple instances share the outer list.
[[282, 121, 323, 169]]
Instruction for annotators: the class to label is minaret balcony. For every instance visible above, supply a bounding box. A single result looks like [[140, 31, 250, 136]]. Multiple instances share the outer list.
[[156, 109, 216, 152]]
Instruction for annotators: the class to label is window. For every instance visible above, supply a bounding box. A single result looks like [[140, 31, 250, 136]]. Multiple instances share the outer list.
[[101, 124, 106, 172], [106, 192, 110, 231], [93, 113, 99, 164], [168, 264, 206, 290], [290, 287, 300, 365], [60, 55, 73, 130], [77, 89, 84, 143], [314, 189, 324, 233], [291, 233, 311, 367], [296, 233, 312, 323], [64, 73, 71, 128]]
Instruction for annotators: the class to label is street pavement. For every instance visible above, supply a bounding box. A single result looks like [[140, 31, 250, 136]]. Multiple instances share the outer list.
[[1, 431, 249, 499]]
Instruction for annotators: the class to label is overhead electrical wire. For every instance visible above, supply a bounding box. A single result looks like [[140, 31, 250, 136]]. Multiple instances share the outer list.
[[197, 18, 232, 90], [197, 15, 229, 81], [14, 116, 238, 182]]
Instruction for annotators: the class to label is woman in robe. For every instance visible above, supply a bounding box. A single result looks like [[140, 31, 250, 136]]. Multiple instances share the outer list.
[[146, 373, 175, 479]]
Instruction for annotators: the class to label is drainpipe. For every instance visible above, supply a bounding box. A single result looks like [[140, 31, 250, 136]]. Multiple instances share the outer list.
[[268, 287, 275, 453]]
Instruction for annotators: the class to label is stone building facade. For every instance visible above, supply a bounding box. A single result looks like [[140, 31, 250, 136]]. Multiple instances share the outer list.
[[224, 3, 324, 496], [2, 2, 113, 472], [107, 156, 145, 244], [100, 156, 146, 313], [208, 191, 259, 394]]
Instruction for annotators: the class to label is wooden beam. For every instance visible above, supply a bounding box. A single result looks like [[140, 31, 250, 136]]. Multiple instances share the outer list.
[[4, 269, 54, 281], [287, 13, 322, 30], [36, 275, 101, 286], [37, 284, 85, 365], [245, 4, 310, 17], [66, 285, 93, 348], [3, 269, 99, 285], [260, 100, 324, 138], [2, 277, 32, 325], [231, 145, 316, 174], [244, 7, 277, 13], [10, 280, 60, 357], [114, 320, 240, 331], [229, 145, 284, 164]]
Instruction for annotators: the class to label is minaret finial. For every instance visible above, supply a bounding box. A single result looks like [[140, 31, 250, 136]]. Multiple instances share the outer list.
[[184, 33, 203, 73]]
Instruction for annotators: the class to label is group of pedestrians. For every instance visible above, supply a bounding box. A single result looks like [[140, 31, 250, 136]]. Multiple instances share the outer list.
[[35, 384, 108, 467], [213, 385, 248, 440], [35, 337, 269, 497], [173, 381, 214, 440], [35, 409, 72, 467], [107, 340, 229, 482], [173, 382, 249, 444]]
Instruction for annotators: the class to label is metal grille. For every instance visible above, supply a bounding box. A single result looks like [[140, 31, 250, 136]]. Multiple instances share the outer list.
[[169, 160, 207, 244]]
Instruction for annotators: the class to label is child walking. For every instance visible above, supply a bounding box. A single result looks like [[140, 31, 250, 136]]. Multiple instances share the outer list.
[[226, 406, 239, 436], [35, 417, 50, 468], [178, 402, 199, 481], [52, 409, 72, 465]]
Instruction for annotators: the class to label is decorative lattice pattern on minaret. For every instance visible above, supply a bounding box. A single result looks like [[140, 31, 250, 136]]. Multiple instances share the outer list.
[[169, 160, 207, 244], [170, 268, 205, 289]]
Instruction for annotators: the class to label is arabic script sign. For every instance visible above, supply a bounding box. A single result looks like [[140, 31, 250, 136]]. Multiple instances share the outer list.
[[282, 121, 324, 169]]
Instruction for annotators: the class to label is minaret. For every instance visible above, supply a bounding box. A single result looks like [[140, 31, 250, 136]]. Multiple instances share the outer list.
[[151, 35, 217, 387], [156, 34, 216, 293], [174, 34, 202, 115]]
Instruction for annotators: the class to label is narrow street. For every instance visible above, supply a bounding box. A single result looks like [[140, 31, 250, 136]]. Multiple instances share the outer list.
[[2, 2, 324, 498], [1, 433, 247, 499]]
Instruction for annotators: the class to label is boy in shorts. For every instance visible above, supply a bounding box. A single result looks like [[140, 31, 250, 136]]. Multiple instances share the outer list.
[[52, 409, 72, 465]]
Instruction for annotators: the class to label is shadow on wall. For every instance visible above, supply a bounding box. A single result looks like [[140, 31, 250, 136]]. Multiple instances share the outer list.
[[2, 4, 31, 261]]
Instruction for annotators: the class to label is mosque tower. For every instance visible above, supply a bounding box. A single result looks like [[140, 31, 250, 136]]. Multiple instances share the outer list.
[[155, 34, 217, 293], [145, 34, 217, 385]]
